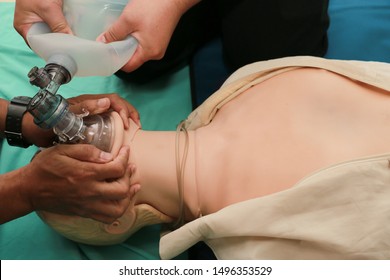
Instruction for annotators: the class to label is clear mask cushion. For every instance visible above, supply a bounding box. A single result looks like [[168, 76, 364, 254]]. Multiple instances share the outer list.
[[79, 113, 114, 152]]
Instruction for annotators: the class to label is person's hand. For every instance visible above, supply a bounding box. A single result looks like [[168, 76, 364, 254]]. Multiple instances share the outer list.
[[14, 0, 72, 44], [22, 145, 136, 224], [23, 94, 140, 147], [97, 0, 200, 73], [68, 93, 141, 129]]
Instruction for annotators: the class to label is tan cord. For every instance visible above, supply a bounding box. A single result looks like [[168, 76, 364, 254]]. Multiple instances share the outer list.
[[173, 120, 189, 228]]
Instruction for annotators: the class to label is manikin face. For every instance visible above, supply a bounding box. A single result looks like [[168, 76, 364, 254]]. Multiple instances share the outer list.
[[105, 110, 125, 156], [38, 111, 173, 246]]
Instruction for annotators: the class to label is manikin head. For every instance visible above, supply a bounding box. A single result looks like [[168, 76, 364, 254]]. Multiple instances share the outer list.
[[37, 111, 173, 245]]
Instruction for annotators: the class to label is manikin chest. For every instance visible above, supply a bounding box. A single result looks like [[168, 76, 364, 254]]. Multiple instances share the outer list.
[[193, 68, 390, 214]]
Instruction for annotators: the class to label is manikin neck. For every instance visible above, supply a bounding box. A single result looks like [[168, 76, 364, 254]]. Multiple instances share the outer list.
[[121, 119, 199, 222]]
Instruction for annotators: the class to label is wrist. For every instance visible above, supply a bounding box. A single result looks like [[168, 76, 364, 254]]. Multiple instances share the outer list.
[[22, 113, 56, 147], [0, 99, 7, 138], [5, 96, 32, 148]]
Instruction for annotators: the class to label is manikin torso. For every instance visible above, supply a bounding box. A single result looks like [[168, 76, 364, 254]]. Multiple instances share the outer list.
[[110, 68, 390, 223]]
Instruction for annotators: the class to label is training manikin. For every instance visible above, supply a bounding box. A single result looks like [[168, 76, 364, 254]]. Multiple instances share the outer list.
[[38, 56, 390, 259]]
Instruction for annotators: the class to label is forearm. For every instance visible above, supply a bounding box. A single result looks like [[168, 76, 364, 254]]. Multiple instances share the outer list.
[[0, 99, 34, 223], [0, 166, 33, 224], [174, 0, 202, 14]]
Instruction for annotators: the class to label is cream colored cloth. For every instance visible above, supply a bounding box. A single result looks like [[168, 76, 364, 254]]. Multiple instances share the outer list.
[[159, 56, 390, 260], [185, 56, 390, 130]]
